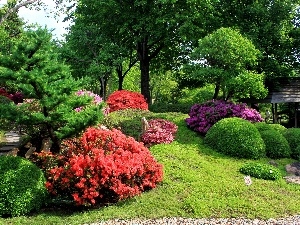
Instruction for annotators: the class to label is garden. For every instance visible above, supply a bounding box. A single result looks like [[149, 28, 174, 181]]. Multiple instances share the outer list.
[[1, 1, 300, 224], [0, 86, 300, 225]]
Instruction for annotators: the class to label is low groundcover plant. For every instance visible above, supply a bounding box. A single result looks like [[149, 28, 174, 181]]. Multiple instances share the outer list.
[[33, 126, 163, 206]]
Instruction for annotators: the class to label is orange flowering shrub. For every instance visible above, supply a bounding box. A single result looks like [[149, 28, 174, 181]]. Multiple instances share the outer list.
[[32, 127, 163, 206], [106, 90, 148, 112]]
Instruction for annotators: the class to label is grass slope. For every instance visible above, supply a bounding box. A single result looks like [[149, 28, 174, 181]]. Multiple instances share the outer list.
[[1, 113, 300, 225]]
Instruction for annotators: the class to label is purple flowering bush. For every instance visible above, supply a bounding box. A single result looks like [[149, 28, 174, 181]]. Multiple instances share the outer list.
[[141, 119, 178, 145], [185, 100, 263, 134]]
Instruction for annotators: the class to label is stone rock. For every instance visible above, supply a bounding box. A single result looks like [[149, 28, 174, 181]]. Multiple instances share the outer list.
[[284, 162, 300, 185], [284, 175, 300, 185], [285, 161, 300, 176]]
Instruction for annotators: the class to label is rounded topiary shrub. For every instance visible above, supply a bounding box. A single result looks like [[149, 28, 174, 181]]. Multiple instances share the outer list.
[[239, 162, 281, 180], [283, 128, 300, 159], [0, 156, 48, 217], [35, 127, 163, 206], [268, 124, 287, 135], [254, 123, 291, 159], [204, 117, 265, 159], [106, 90, 148, 112], [186, 100, 263, 135]]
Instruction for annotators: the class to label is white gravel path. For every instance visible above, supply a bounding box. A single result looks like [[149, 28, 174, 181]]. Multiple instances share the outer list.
[[84, 215, 300, 225]]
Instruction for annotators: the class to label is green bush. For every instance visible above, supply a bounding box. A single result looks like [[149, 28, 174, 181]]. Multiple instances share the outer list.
[[204, 117, 265, 159], [239, 162, 281, 180], [254, 123, 291, 159], [283, 128, 300, 159], [149, 102, 191, 114], [102, 109, 159, 140], [0, 156, 49, 217], [268, 124, 287, 135], [292, 145, 300, 161], [254, 122, 275, 132]]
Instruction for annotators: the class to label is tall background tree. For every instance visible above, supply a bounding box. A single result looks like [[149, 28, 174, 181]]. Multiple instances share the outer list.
[[184, 27, 268, 100], [67, 0, 213, 104], [207, 0, 300, 86]]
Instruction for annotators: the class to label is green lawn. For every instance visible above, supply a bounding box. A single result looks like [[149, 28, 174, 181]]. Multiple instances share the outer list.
[[1, 113, 299, 225]]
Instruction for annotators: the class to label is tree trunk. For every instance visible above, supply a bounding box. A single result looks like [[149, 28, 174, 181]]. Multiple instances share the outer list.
[[116, 67, 124, 90], [137, 39, 151, 104], [47, 124, 60, 154], [213, 83, 220, 99]]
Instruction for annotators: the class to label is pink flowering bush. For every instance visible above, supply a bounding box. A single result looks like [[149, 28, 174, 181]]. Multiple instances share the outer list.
[[75, 90, 103, 111], [141, 119, 178, 145], [106, 90, 148, 112], [186, 100, 263, 134]]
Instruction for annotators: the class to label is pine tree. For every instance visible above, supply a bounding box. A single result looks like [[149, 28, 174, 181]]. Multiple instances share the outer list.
[[0, 28, 104, 153]]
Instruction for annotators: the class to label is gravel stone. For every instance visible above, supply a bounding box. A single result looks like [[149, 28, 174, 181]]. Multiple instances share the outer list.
[[83, 215, 300, 225]]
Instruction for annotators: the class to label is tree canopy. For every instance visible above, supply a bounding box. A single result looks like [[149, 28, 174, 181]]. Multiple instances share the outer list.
[[185, 27, 268, 100]]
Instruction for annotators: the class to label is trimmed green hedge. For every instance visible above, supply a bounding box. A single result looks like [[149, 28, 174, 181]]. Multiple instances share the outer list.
[[204, 117, 265, 159], [0, 156, 49, 217], [283, 128, 300, 160], [239, 162, 281, 180], [254, 123, 290, 159]]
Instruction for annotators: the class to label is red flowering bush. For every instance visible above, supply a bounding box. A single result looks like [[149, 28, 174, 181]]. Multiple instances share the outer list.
[[33, 127, 163, 206], [106, 90, 148, 112], [141, 119, 178, 145]]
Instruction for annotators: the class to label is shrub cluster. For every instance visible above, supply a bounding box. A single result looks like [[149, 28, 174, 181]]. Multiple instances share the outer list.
[[186, 100, 263, 134], [239, 162, 281, 180], [0, 87, 23, 104], [141, 119, 178, 145], [106, 90, 148, 112], [33, 127, 163, 206], [204, 117, 265, 159], [254, 123, 290, 159], [283, 128, 300, 160], [0, 156, 48, 217], [268, 124, 287, 135], [102, 109, 158, 140], [149, 102, 191, 114]]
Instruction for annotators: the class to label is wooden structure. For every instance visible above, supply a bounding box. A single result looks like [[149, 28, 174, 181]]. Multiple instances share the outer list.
[[240, 77, 300, 127]]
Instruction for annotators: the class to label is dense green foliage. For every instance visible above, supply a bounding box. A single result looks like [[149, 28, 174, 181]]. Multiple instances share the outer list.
[[0, 156, 48, 217], [0, 28, 105, 152], [204, 117, 266, 159], [268, 123, 287, 135], [239, 162, 282, 180], [210, 0, 299, 83], [255, 123, 291, 159], [283, 128, 300, 160], [184, 27, 267, 100], [102, 109, 158, 140], [149, 102, 191, 114]]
